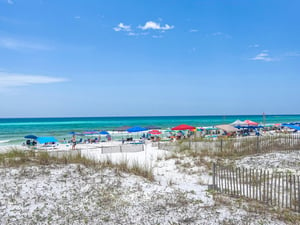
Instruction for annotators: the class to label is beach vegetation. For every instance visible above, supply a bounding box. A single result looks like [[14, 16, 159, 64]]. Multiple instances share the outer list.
[[167, 178, 176, 186], [0, 148, 154, 181]]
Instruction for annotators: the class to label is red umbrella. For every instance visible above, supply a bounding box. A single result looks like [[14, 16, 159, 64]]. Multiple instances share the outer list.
[[148, 130, 162, 135], [244, 120, 259, 126], [171, 124, 196, 131]]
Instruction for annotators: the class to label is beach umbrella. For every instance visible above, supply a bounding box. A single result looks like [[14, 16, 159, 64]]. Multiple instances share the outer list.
[[244, 120, 259, 126], [24, 135, 38, 139], [215, 125, 238, 133], [68, 132, 83, 135], [282, 124, 300, 131], [127, 126, 147, 132], [230, 120, 248, 126], [99, 130, 109, 135], [171, 124, 195, 131], [36, 136, 58, 144], [148, 130, 162, 135]]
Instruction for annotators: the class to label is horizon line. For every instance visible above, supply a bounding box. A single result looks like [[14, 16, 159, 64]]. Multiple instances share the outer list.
[[1, 113, 300, 119]]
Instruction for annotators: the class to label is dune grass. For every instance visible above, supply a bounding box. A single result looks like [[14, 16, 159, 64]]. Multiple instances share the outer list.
[[0, 148, 154, 181]]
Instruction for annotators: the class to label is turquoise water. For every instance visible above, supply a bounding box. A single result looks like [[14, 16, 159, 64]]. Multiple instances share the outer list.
[[1, 115, 300, 146]]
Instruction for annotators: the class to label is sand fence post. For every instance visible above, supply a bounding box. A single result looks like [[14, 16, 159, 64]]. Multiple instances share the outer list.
[[212, 163, 217, 190]]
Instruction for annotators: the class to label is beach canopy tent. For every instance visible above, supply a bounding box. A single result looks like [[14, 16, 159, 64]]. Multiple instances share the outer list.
[[230, 120, 248, 126], [24, 135, 38, 139], [281, 124, 300, 131], [36, 137, 58, 144], [148, 130, 162, 135], [244, 120, 259, 126], [145, 125, 162, 130], [127, 126, 148, 132], [215, 125, 238, 133], [113, 126, 131, 131], [171, 124, 196, 131], [99, 130, 109, 135]]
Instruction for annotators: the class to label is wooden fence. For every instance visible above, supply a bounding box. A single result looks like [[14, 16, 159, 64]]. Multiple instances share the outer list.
[[212, 163, 300, 213], [155, 134, 300, 156]]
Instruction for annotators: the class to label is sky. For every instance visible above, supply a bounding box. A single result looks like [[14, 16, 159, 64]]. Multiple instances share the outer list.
[[0, 0, 299, 117]]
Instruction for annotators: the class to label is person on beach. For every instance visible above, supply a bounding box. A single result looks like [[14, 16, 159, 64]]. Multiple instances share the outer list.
[[71, 135, 76, 150]]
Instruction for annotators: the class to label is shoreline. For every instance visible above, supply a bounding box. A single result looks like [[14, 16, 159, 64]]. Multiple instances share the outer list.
[[1, 116, 300, 148]]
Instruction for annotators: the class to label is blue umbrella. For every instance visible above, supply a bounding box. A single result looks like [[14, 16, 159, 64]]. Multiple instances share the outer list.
[[37, 137, 58, 144], [127, 126, 147, 132], [24, 135, 38, 139], [69, 132, 83, 135], [99, 130, 109, 135]]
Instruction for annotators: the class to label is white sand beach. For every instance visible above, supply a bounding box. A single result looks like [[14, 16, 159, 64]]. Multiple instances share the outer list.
[[0, 141, 296, 224]]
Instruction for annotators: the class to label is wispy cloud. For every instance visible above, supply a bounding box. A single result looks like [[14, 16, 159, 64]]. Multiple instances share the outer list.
[[113, 23, 131, 32], [0, 72, 68, 89], [7, 0, 14, 4], [211, 32, 231, 39], [189, 29, 198, 33], [138, 21, 174, 30], [74, 16, 81, 19], [0, 37, 52, 51], [250, 50, 276, 62]]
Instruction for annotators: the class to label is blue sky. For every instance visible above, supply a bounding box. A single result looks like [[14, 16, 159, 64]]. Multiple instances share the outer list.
[[0, 0, 299, 117]]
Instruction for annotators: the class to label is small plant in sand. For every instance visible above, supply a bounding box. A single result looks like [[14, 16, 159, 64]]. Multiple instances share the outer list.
[[167, 178, 176, 186]]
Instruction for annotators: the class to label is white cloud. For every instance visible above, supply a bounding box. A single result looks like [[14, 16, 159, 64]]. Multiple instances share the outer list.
[[113, 23, 131, 32], [138, 21, 174, 30], [0, 37, 52, 51], [74, 16, 81, 19], [189, 29, 198, 33], [0, 72, 68, 89], [7, 0, 14, 4], [250, 51, 276, 62], [114, 20, 173, 38]]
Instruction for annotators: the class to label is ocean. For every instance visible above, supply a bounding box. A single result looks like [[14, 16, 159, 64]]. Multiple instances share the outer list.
[[1, 115, 300, 146]]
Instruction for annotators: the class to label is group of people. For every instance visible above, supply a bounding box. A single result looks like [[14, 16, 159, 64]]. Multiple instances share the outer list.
[[69, 134, 112, 150], [24, 139, 37, 146]]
